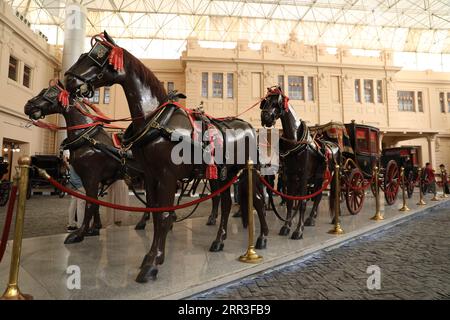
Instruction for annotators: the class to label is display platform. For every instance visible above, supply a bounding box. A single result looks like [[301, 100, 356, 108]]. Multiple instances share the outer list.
[[1, 193, 448, 300]]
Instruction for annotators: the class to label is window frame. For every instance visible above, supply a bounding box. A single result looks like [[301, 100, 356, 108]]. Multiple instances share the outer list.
[[91, 88, 100, 104], [8, 55, 19, 82], [227, 73, 234, 99], [23, 64, 32, 88], [417, 91, 423, 112], [439, 92, 445, 113], [376, 80, 383, 104], [307, 76, 315, 101], [103, 87, 111, 104], [364, 79, 374, 103], [354, 79, 361, 103], [288, 75, 304, 100], [212, 73, 223, 98], [397, 90, 415, 112], [201, 72, 208, 98]]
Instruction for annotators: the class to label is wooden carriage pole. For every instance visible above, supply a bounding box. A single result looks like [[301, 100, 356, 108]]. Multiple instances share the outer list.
[[328, 164, 344, 235], [399, 167, 410, 212], [440, 168, 448, 198], [371, 166, 384, 221], [1, 156, 33, 300], [416, 168, 426, 206], [239, 160, 262, 263]]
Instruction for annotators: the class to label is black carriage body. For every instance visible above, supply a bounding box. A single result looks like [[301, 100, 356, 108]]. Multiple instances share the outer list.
[[28, 155, 68, 197], [381, 146, 419, 170], [344, 121, 380, 177]]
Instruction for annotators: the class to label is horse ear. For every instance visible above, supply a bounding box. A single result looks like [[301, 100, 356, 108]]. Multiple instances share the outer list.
[[57, 79, 64, 89], [103, 30, 117, 46]]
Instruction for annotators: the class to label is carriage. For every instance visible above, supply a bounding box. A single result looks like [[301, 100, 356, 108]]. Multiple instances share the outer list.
[[381, 146, 420, 198], [0, 157, 11, 206], [310, 120, 400, 215], [27, 155, 69, 199]]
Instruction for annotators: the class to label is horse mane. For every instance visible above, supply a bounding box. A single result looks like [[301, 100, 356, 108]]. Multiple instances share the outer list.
[[123, 49, 168, 104]]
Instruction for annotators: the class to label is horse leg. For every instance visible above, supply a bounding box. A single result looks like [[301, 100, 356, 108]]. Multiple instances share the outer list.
[[135, 212, 150, 230], [136, 176, 176, 283], [292, 179, 308, 240], [92, 206, 102, 230], [64, 181, 98, 244], [85, 204, 101, 236], [254, 188, 269, 250], [305, 178, 323, 227], [206, 180, 220, 225], [279, 177, 295, 236], [209, 186, 232, 252]]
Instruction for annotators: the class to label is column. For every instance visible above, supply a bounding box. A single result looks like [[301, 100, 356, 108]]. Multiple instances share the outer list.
[[58, 2, 87, 146], [427, 135, 437, 169]]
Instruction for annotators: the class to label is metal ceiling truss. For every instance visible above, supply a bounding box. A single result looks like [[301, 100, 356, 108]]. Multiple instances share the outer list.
[[5, 0, 450, 53]]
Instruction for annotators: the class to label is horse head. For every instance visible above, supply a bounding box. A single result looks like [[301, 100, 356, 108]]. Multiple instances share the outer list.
[[65, 31, 124, 98], [24, 80, 70, 120], [260, 86, 289, 128]]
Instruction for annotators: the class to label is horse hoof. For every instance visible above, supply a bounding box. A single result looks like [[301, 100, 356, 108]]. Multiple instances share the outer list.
[[279, 226, 290, 236], [64, 232, 84, 244], [135, 265, 158, 283], [209, 241, 224, 252], [232, 211, 241, 218], [85, 228, 100, 237], [134, 222, 146, 230], [291, 231, 303, 240], [206, 216, 216, 226], [304, 218, 315, 227], [255, 237, 267, 250]]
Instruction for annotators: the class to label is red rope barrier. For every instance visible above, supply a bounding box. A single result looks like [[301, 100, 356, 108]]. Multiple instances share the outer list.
[[259, 170, 332, 201], [39, 169, 237, 213], [0, 185, 17, 263]]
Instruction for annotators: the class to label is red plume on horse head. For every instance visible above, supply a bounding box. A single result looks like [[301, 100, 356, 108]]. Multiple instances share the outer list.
[[91, 30, 124, 72]]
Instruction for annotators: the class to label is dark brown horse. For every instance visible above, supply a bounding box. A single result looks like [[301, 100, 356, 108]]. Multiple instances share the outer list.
[[64, 32, 268, 282], [260, 87, 340, 239], [24, 82, 144, 243]]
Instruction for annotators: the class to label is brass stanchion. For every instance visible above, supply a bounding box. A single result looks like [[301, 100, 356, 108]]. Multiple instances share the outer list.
[[239, 160, 262, 263], [371, 166, 384, 221], [416, 168, 426, 206], [1, 156, 33, 300], [399, 167, 410, 212], [328, 165, 344, 235], [440, 168, 448, 198]]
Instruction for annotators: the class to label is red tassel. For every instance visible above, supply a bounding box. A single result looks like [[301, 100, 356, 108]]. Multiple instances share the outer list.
[[108, 46, 124, 72], [58, 90, 69, 108], [206, 164, 218, 180]]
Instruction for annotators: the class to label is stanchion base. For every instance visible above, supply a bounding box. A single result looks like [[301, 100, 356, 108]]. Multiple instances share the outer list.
[[239, 247, 263, 263], [370, 212, 384, 221], [399, 206, 410, 212], [431, 196, 440, 201], [0, 285, 33, 300], [416, 200, 426, 205], [328, 223, 345, 235]]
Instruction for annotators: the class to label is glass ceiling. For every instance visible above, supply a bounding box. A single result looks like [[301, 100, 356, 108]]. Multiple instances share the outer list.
[[6, 0, 450, 69]]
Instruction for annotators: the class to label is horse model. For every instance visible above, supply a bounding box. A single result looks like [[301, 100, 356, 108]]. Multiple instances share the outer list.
[[64, 32, 268, 282], [260, 87, 341, 239], [24, 81, 145, 243]]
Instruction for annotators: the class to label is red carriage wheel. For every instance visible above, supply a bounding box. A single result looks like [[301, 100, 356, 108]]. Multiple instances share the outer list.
[[345, 168, 365, 215], [384, 160, 399, 205]]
